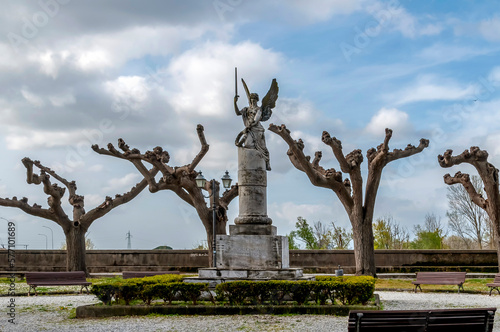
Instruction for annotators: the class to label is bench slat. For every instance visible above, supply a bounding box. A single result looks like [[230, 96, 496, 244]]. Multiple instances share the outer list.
[[412, 272, 466, 292], [25, 272, 91, 296], [349, 308, 496, 332], [122, 271, 180, 279]]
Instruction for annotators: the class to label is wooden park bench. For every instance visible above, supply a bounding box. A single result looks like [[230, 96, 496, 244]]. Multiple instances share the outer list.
[[26, 271, 91, 296], [486, 273, 500, 296], [412, 272, 466, 293], [122, 271, 180, 279], [348, 308, 496, 332]]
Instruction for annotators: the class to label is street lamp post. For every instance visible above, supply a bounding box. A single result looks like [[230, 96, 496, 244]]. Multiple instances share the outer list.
[[38, 233, 48, 250], [42, 225, 54, 249], [196, 171, 232, 268]]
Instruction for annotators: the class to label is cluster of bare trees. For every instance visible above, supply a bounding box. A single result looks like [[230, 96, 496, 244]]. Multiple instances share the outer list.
[[0, 125, 237, 274], [269, 124, 500, 275], [1, 119, 499, 277]]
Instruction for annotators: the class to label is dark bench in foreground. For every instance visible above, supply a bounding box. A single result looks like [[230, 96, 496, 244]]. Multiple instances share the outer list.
[[412, 271, 466, 293], [122, 271, 180, 279], [26, 271, 91, 296], [487, 273, 500, 296], [348, 308, 496, 332]]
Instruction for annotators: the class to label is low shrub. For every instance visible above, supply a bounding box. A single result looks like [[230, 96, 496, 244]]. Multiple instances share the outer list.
[[93, 275, 375, 307]]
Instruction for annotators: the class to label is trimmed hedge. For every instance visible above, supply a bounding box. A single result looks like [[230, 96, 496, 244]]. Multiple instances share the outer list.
[[91, 274, 186, 305], [91, 275, 375, 307], [215, 276, 375, 306]]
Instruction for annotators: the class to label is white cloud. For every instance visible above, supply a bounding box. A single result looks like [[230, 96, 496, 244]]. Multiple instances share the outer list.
[[288, 0, 363, 23], [390, 75, 475, 105], [5, 128, 83, 150], [272, 201, 338, 227], [84, 194, 105, 207], [418, 44, 493, 64], [489, 66, 500, 87], [88, 164, 104, 172], [103, 173, 142, 193], [366, 1, 442, 38], [365, 108, 411, 136], [105, 76, 149, 113], [49, 92, 76, 107], [21, 87, 44, 107], [166, 41, 283, 117], [479, 17, 500, 42]]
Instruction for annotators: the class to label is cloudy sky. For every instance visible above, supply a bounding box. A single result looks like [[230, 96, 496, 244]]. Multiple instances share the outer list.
[[0, 0, 499, 250]]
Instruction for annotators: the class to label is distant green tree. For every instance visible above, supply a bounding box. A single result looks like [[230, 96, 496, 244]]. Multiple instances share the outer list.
[[192, 241, 208, 250], [287, 233, 300, 250], [289, 217, 319, 249], [373, 216, 409, 249], [410, 213, 446, 249], [154, 245, 173, 250], [288, 217, 352, 249], [330, 222, 352, 249]]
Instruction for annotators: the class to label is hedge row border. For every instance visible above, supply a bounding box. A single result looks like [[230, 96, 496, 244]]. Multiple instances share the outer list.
[[76, 302, 380, 318]]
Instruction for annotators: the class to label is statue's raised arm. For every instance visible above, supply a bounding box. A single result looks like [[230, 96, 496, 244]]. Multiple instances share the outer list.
[[234, 75, 279, 171]]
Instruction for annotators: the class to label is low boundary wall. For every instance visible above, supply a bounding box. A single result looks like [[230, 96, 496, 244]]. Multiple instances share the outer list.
[[0, 249, 497, 274]]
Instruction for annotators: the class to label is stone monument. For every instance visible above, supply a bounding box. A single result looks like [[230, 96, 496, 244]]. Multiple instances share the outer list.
[[196, 70, 306, 283]]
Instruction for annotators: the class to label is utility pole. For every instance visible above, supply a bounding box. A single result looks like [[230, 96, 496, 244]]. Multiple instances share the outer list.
[[126, 231, 132, 249]]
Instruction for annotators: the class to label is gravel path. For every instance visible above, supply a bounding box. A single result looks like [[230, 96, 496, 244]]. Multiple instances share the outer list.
[[1, 292, 499, 331]]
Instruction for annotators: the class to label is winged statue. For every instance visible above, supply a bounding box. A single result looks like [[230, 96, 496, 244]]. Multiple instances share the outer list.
[[234, 71, 279, 171]]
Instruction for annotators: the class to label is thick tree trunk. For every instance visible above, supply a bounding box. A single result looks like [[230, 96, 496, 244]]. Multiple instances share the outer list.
[[351, 214, 376, 276], [64, 226, 87, 274]]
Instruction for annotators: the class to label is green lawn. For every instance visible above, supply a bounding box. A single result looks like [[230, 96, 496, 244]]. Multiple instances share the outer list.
[[375, 278, 494, 293]]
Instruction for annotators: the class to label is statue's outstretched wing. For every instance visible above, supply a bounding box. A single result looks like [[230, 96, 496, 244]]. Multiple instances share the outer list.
[[260, 79, 279, 122]]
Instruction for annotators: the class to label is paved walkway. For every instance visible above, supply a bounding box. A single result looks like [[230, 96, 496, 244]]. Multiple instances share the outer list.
[[1, 291, 498, 331]]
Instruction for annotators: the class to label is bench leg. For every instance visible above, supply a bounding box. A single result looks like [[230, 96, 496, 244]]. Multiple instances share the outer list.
[[28, 285, 36, 297], [490, 287, 500, 296], [81, 285, 90, 295], [458, 284, 464, 293], [355, 312, 363, 332], [414, 285, 421, 293]]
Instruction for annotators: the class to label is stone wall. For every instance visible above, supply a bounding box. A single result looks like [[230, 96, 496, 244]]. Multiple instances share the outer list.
[[0, 249, 497, 273]]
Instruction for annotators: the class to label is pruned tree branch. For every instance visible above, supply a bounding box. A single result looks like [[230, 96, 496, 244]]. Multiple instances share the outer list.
[[81, 167, 160, 227], [322, 131, 355, 172], [0, 196, 57, 222], [443, 172, 487, 209], [269, 123, 353, 210], [93, 124, 236, 267], [188, 124, 210, 172], [220, 184, 239, 210]]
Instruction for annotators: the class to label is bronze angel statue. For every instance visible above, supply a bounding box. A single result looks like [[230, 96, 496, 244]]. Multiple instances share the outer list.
[[234, 72, 279, 171]]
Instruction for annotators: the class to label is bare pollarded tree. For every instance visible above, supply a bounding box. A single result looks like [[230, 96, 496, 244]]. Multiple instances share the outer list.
[[92, 124, 238, 267], [269, 125, 429, 276], [438, 147, 500, 266], [446, 175, 491, 249], [0, 158, 157, 274]]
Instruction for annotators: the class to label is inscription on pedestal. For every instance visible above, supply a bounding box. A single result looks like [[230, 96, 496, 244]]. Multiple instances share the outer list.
[[216, 235, 289, 270]]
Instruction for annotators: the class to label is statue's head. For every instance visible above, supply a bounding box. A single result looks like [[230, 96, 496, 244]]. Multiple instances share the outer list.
[[250, 93, 259, 101]]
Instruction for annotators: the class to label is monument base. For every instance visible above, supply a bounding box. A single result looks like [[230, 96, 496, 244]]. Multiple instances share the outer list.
[[229, 224, 276, 235], [187, 268, 312, 288], [215, 234, 288, 269]]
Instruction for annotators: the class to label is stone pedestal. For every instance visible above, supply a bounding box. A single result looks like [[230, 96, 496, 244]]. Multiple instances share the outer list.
[[194, 148, 309, 285], [234, 148, 272, 226], [216, 234, 288, 269]]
